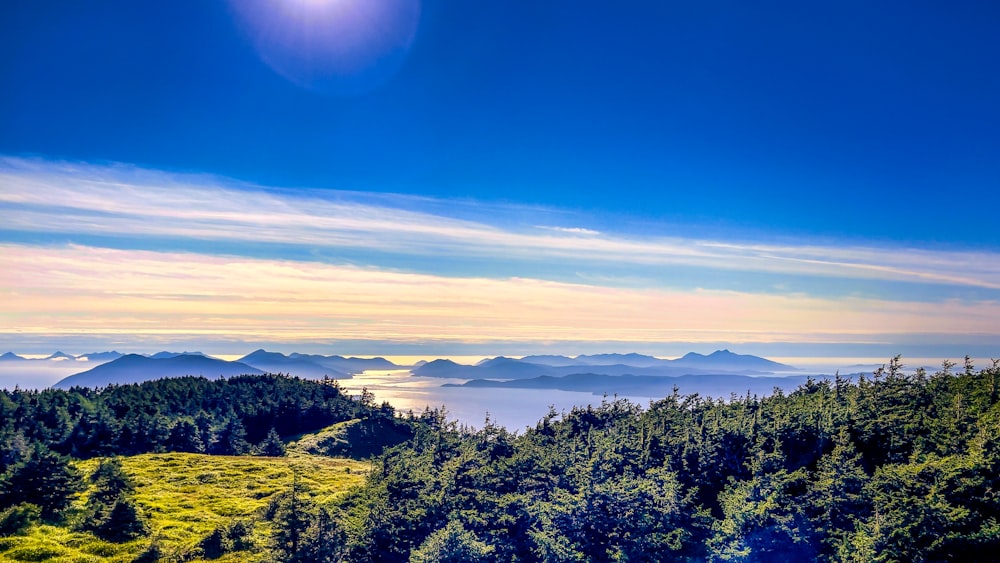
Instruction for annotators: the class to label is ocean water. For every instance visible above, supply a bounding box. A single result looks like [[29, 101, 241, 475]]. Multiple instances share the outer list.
[[338, 369, 662, 431]]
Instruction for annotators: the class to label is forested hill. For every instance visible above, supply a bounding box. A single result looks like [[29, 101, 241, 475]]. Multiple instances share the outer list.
[[0, 373, 411, 561], [0, 374, 398, 462], [350, 357, 1000, 562]]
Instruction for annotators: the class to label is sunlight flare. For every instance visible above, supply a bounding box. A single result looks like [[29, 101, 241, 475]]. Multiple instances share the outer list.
[[229, 0, 420, 94]]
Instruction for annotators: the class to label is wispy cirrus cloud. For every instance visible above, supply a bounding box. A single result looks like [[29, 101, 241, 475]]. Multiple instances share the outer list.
[[537, 225, 602, 236], [1, 157, 999, 356], [2, 157, 1000, 296]]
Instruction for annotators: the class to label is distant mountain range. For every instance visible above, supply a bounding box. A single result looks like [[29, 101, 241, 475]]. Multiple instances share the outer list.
[[520, 353, 667, 367], [426, 351, 813, 401], [42, 349, 402, 389], [4, 347, 798, 391], [286, 352, 397, 374], [415, 350, 796, 380], [219, 350, 391, 379], [0, 351, 120, 362], [236, 349, 350, 379], [446, 372, 817, 399], [527, 349, 794, 370]]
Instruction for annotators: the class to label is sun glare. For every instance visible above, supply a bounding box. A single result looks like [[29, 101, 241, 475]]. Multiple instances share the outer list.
[[229, 0, 421, 95]]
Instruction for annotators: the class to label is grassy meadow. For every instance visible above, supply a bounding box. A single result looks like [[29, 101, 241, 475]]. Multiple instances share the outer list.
[[0, 451, 369, 563]]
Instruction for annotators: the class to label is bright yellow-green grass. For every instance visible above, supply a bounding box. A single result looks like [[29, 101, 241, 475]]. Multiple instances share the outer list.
[[284, 419, 355, 456], [0, 451, 369, 563]]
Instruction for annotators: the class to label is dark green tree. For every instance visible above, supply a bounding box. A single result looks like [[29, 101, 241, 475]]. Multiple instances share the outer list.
[[0, 443, 82, 521], [299, 507, 348, 563], [258, 427, 286, 457], [857, 453, 1000, 562], [88, 457, 134, 504], [0, 431, 30, 473], [78, 457, 147, 542], [410, 520, 495, 563], [708, 470, 817, 562], [167, 418, 205, 453], [210, 414, 251, 456], [806, 429, 870, 557], [93, 497, 147, 542], [0, 503, 40, 536], [199, 520, 252, 559], [532, 467, 705, 561], [271, 474, 310, 561]]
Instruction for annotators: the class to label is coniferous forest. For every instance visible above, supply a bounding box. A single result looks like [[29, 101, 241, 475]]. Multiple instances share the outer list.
[[2, 357, 1000, 561]]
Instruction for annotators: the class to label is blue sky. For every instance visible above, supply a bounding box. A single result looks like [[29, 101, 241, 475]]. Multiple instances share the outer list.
[[1, 1, 999, 359]]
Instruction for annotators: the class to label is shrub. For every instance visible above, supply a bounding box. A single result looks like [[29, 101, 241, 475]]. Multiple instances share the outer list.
[[0, 503, 40, 536]]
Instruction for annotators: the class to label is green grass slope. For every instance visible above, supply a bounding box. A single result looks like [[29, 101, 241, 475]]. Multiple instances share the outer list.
[[286, 417, 414, 459], [0, 452, 369, 563]]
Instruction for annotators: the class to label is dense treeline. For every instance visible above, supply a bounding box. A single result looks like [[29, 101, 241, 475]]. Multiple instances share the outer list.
[[343, 356, 1000, 562], [0, 374, 391, 462]]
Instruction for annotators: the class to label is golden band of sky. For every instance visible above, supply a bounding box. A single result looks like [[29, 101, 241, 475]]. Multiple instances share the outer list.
[[3, 244, 997, 348]]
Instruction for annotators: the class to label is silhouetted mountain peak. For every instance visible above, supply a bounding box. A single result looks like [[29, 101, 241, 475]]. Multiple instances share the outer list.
[[673, 350, 795, 371], [234, 350, 354, 378], [518, 354, 578, 366], [412, 359, 471, 377], [79, 351, 124, 362], [53, 354, 263, 389], [150, 351, 206, 359], [238, 349, 289, 362], [47, 351, 76, 361], [477, 356, 528, 368], [289, 352, 321, 360]]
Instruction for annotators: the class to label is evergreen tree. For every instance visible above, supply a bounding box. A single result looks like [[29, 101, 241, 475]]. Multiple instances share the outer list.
[[258, 427, 286, 457], [167, 418, 205, 453], [93, 496, 147, 542], [0, 431, 30, 473], [78, 457, 147, 542], [271, 474, 311, 561], [199, 520, 253, 559], [210, 414, 251, 456], [410, 520, 494, 563], [0, 503, 40, 536], [88, 457, 134, 504], [709, 470, 817, 562], [807, 429, 869, 557], [299, 508, 348, 563], [0, 443, 82, 521]]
